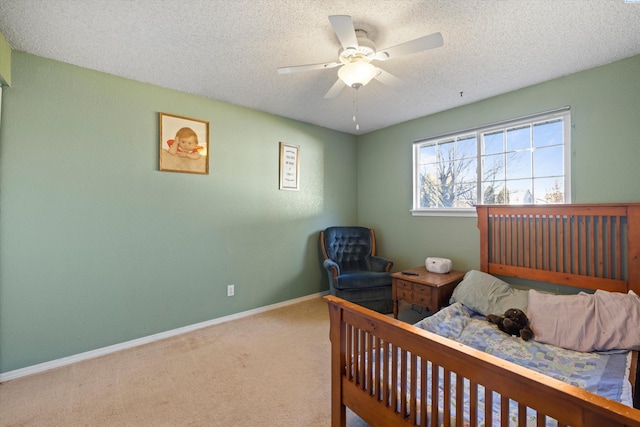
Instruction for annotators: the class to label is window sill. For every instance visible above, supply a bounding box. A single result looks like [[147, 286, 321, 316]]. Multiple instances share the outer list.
[[410, 209, 477, 218]]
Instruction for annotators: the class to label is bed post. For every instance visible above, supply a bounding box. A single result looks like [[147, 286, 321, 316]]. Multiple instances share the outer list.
[[476, 205, 490, 273], [628, 204, 640, 295], [327, 297, 347, 427]]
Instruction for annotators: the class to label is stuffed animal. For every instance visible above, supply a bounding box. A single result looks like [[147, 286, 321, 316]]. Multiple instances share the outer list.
[[486, 308, 533, 341]]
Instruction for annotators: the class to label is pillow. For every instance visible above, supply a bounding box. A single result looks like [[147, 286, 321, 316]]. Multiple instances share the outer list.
[[528, 289, 640, 352], [449, 270, 528, 316]]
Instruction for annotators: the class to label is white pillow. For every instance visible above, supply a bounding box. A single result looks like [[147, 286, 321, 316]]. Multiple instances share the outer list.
[[528, 289, 640, 352], [449, 270, 528, 316]]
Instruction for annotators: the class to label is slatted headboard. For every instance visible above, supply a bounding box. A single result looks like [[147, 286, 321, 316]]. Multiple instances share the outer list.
[[476, 203, 640, 295]]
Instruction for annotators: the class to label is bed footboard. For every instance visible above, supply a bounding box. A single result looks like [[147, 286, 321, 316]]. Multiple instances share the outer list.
[[326, 295, 640, 427]]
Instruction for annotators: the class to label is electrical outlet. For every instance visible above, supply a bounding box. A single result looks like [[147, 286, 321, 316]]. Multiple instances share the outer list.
[[227, 284, 235, 297]]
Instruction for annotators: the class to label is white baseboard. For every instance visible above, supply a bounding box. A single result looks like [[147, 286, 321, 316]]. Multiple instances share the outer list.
[[0, 291, 328, 383]]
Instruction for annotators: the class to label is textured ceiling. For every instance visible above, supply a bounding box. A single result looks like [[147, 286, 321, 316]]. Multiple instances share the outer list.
[[1, 0, 639, 135]]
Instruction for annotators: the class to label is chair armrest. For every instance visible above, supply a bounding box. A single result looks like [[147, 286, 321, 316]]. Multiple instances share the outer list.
[[322, 259, 341, 278], [369, 256, 394, 272]]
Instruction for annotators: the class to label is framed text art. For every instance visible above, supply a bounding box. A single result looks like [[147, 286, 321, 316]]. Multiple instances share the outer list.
[[159, 113, 209, 174], [279, 142, 299, 190]]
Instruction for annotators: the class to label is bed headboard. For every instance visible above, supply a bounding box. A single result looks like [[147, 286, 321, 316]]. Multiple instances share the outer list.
[[476, 203, 640, 295]]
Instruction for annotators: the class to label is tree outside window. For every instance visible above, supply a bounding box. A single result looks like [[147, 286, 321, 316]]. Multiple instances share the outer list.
[[413, 110, 570, 215]]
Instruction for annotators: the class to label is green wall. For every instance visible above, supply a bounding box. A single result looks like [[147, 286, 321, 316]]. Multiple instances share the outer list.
[[357, 55, 640, 272], [2, 50, 639, 375], [0, 52, 357, 373], [0, 31, 10, 86]]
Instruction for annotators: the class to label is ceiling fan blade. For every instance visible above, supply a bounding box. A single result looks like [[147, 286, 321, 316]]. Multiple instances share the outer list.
[[372, 32, 443, 61], [324, 79, 345, 99], [328, 15, 358, 51], [374, 69, 406, 92], [278, 61, 341, 74]]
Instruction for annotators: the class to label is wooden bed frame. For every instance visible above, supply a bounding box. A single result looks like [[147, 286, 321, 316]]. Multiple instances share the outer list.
[[326, 203, 640, 427]]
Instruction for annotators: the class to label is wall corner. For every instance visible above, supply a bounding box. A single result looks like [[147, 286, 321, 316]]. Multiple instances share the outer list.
[[0, 31, 12, 87]]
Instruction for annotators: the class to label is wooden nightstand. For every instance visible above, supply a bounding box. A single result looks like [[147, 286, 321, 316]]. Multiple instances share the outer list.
[[391, 267, 466, 319]]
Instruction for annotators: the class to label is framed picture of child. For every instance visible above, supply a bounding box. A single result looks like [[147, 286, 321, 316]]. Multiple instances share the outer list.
[[159, 113, 209, 174]]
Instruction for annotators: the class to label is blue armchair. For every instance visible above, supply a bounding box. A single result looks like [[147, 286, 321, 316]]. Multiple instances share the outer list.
[[320, 226, 394, 313]]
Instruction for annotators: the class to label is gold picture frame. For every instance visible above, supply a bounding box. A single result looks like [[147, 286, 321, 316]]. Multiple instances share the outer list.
[[279, 142, 299, 190], [159, 113, 209, 174]]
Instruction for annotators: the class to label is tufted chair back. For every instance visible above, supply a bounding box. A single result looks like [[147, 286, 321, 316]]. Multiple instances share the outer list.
[[321, 226, 376, 272], [319, 226, 394, 313]]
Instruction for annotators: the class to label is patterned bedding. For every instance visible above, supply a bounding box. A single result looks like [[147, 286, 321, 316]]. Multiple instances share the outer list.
[[383, 302, 633, 426], [416, 302, 631, 404]]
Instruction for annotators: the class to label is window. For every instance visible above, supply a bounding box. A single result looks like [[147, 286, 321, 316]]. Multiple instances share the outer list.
[[412, 108, 571, 216]]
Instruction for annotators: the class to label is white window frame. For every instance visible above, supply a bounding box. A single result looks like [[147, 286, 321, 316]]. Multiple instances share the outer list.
[[411, 107, 572, 217]]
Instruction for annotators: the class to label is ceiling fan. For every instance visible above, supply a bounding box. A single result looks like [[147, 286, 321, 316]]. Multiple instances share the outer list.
[[278, 15, 443, 99]]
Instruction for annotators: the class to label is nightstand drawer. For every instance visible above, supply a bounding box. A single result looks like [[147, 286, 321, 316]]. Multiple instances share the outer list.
[[395, 280, 413, 290], [395, 280, 418, 301], [412, 293, 432, 307], [391, 269, 466, 319], [396, 288, 412, 300], [412, 285, 433, 300]]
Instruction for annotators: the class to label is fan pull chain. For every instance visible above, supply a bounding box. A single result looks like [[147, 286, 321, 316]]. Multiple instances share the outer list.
[[352, 88, 360, 131]]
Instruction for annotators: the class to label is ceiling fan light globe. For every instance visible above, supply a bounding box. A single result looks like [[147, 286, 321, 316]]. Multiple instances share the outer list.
[[338, 61, 378, 88]]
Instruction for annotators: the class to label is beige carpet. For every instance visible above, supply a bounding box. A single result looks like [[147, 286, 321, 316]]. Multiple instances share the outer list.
[[0, 297, 427, 426]]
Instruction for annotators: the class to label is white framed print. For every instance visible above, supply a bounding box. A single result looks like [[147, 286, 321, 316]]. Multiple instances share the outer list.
[[279, 142, 299, 190]]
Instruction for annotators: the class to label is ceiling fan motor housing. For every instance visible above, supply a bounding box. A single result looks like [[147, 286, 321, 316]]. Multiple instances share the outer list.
[[339, 30, 376, 64]]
